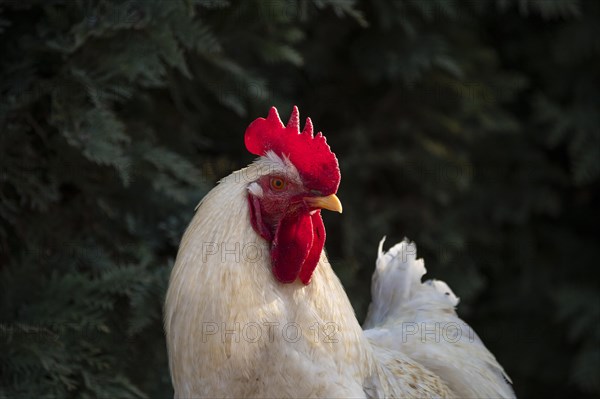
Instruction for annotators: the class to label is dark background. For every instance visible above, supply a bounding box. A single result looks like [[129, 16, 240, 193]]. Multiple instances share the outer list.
[[1, 0, 599, 398]]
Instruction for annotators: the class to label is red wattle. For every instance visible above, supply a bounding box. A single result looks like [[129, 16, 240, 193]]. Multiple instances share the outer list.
[[299, 212, 325, 285], [270, 211, 314, 284]]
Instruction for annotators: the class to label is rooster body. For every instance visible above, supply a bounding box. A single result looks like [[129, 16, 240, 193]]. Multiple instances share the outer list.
[[164, 107, 514, 398]]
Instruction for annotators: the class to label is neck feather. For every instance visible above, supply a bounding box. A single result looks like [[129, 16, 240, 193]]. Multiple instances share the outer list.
[[164, 162, 373, 394]]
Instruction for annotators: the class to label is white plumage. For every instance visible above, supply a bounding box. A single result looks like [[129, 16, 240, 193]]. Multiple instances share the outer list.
[[364, 238, 515, 398], [164, 156, 515, 398]]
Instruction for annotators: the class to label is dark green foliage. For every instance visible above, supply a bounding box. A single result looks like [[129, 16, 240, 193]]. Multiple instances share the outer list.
[[0, 0, 598, 397]]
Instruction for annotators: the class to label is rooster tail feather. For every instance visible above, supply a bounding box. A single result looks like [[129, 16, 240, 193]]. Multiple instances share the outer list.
[[363, 237, 516, 399], [363, 237, 427, 328]]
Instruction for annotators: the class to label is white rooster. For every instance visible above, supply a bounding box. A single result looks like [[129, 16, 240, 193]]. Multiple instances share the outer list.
[[164, 106, 515, 398]]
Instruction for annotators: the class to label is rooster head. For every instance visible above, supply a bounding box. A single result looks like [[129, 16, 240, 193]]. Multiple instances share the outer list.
[[244, 106, 341, 285]]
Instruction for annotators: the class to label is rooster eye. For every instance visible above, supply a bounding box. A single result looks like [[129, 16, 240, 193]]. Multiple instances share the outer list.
[[270, 177, 285, 190]]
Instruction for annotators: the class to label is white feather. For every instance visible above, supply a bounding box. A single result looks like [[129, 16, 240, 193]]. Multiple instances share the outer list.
[[165, 158, 515, 398], [364, 237, 516, 399], [165, 157, 373, 398]]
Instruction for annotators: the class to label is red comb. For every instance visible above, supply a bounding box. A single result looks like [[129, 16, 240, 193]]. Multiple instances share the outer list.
[[244, 106, 340, 195]]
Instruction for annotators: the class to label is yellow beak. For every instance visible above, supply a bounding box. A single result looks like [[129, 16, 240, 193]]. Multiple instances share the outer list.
[[304, 194, 343, 213]]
